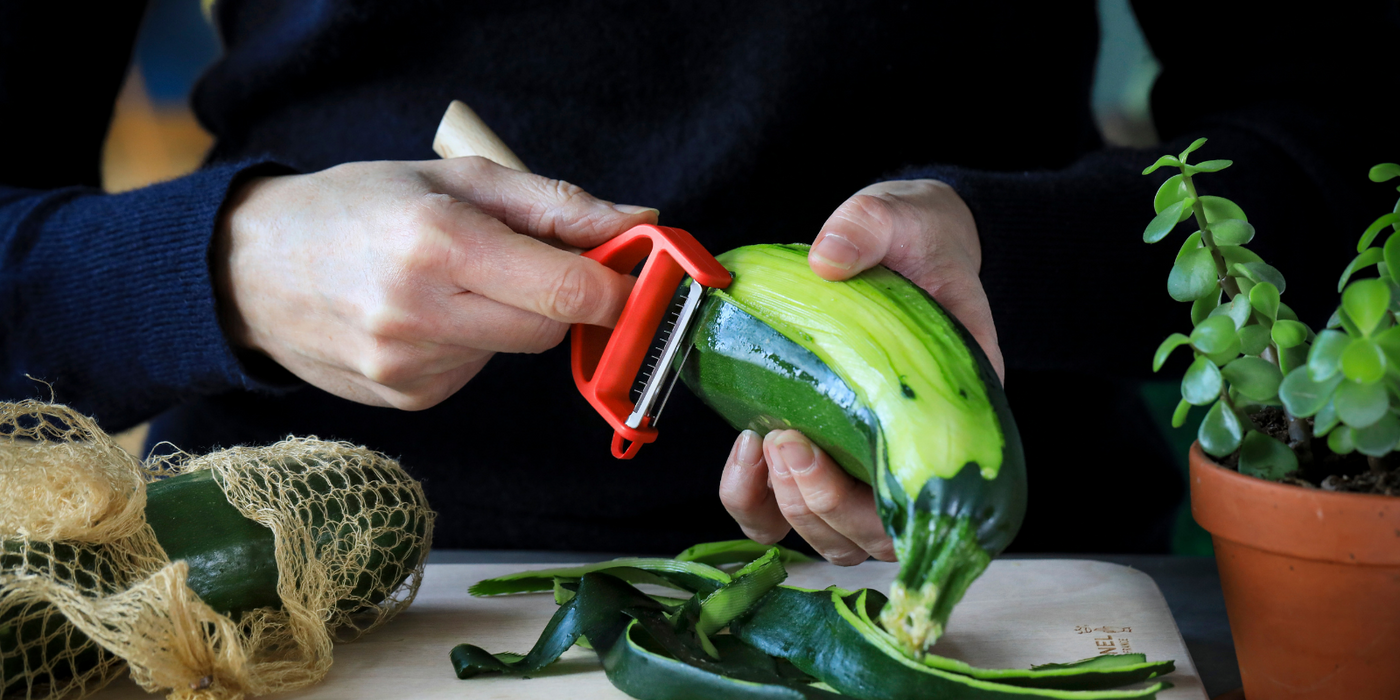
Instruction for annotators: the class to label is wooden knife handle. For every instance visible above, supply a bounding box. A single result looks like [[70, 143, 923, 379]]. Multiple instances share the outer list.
[[432, 100, 531, 173]]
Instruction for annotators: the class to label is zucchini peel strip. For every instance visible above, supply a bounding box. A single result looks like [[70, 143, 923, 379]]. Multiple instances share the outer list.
[[453, 543, 1174, 700]]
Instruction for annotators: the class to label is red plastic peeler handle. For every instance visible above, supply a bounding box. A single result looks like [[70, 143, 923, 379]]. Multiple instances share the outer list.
[[571, 224, 730, 459]]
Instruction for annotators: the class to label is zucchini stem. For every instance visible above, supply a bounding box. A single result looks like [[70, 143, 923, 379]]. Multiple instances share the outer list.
[[878, 514, 990, 656]]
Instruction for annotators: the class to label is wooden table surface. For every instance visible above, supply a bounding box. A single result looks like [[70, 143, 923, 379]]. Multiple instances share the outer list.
[[96, 559, 1206, 699]]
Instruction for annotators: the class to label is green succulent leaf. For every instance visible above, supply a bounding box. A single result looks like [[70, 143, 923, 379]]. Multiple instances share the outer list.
[[1328, 425, 1356, 455], [1387, 234, 1400, 287], [1198, 399, 1244, 457], [1201, 196, 1248, 224], [1143, 154, 1184, 175], [1357, 213, 1400, 252], [1176, 231, 1203, 262], [1238, 324, 1272, 355], [1334, 306, 1362, 337], [1221, 356, 1283, 402], [1342, 278, 1391, 336], [1145, 199, 1194, 243], [1206, 344, 1243, 367], [1179, 137, 1208, 161], [1277, 302, 1300, 322], [1280, 344, 1309, 375], [1237, 431, 1297, 480], [1271, 319, 1309, 349], [1186, 159, 1233, 175], [1218, 245, 1264, 267], [1230, 262, 1286, 293], [1171, 398, 1192, 429], [1308, 329, 1351, 382], [1210, 219, 1254, 245], [1191, 315, 1238, 354], [1182, 355, 1224, 405], [1153, 333, 1192, 372], [1155, 174, 1192, 214], [1373, 325, 1400, 368], [1353, 412, 1400, 457], [1170, 247, 1219, 301], [1209, 294, 1252, 329], [1191, 290, 1221, 325], [1248, 282, 1280, 321], [1340, 337, 1387, 384], [1278, 365, 1344, 417], [1370, 163, 1400, 183], [1337, 247, 1385, 292], [1334, 378, 1390, 428], [1313, 400, 1340, 437]]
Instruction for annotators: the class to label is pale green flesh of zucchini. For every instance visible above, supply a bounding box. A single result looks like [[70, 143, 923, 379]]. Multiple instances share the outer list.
[[712, 244, 1005, 500]]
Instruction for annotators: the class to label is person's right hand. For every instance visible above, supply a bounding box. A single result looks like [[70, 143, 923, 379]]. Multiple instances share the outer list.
[[214, 157, 658, 410]]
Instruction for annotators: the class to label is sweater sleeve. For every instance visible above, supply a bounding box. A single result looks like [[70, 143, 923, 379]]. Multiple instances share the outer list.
[[0, 2, 293, 431], [894, 2, 1400, 379]]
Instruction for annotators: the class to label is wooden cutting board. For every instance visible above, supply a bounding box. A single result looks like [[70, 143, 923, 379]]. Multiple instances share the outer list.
[[95, 559, 1207, 699]]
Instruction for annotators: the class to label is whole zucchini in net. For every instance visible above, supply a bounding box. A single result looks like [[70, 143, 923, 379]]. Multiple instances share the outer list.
[[679, 244, 1026, 654], [2, 455, 430, 697]]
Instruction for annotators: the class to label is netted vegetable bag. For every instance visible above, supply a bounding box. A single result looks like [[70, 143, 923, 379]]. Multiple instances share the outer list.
[[1, 400, 435, 700]]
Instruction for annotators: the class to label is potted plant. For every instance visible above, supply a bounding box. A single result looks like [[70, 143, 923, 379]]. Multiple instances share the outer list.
[[1143, 142, 1400, 699]]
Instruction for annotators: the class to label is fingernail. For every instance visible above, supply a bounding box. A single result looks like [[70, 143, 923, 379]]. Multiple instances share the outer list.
[[775, 431, 816, 474], [766, 432, 789, 476], [614, 204, 661, 218], [811, 233, 860, 271], [736, 430, 762, 468]]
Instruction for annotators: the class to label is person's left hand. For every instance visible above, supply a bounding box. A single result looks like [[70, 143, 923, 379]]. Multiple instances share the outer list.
[[718, 179, 999, 565]]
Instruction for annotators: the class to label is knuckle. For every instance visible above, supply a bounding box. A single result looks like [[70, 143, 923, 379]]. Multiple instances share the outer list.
[[359, 352, 407, 387], [545, 262, 600, 321], [407, 192, 453, 231], [720, 483, 761, 513], [838, 193, 898, 233], [458, 155, 497, 179], [358, 341, 419, 388], [742, 527, 785, 546], [801, 487, 845, 518], [386, 391, 441, 412], [821, 547, 867, 567], [362, 303, 412, 340], [521, 317, 569, 353], [527, 178, 590, 235], [777, 500, 814, 522], [867, 540, 898, 563]]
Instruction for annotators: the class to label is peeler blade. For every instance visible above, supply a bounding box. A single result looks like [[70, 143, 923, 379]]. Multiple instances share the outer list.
[[625, 278, 709, 429]]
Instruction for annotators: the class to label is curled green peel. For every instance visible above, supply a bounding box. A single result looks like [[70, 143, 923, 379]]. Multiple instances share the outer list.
[[452, 543, 1174, 699]]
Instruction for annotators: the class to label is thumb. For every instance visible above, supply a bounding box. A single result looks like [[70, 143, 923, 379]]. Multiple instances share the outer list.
[[809, 181, 1004, 383], [432, 156, 660, 247]]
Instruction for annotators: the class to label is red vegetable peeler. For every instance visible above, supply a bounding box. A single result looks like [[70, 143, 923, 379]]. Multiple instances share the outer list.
[[433, 100, 731, 458], [572, 225, 730, 458]]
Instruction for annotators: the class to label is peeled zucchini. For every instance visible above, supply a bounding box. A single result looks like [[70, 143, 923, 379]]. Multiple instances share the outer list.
[[680, 244, 1026, 653]]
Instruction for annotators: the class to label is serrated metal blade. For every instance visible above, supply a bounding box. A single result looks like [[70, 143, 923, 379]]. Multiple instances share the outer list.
[[625, 279, 709, 429]]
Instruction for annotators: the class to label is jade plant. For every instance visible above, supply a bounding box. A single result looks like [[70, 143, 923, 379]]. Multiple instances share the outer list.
[[1144, 137, 1400, 482]]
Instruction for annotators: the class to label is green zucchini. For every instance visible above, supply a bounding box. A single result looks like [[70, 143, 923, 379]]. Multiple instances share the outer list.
[[3, 462, 427, 695], [680, 244, 1026, 654]]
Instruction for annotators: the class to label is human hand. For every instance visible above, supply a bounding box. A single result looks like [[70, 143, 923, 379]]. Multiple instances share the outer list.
[[808, 179, 1001, 379], [718, 180, 999, 564], [214, 157, 658, 409], [719, 429, 895, 565]]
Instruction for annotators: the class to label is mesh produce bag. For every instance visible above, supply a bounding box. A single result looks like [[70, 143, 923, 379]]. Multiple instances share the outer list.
[[1, 400, 434, 700]]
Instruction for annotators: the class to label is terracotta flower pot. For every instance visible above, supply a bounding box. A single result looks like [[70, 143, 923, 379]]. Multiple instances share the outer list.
[[1189, 443, 1400, 699]]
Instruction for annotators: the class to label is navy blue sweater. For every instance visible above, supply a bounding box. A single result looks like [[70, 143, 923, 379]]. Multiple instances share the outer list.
[[3, 1, 1397, 553]]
